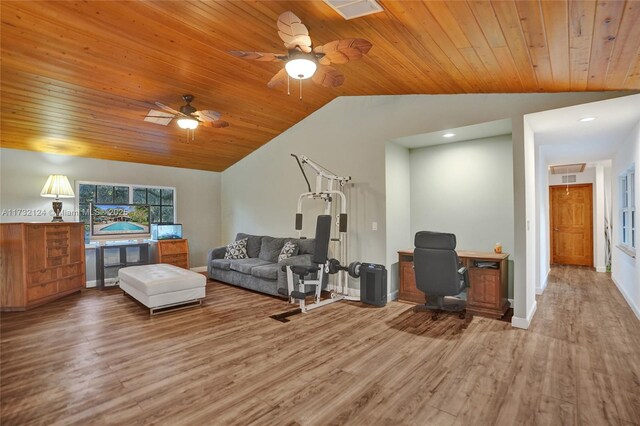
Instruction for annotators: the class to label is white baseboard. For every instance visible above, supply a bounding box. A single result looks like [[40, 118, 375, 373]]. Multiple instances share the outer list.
[[611, 275, 640, 320], [508, 298, 514, 306], [190, 266, 207, 273], [85, 280, 97, 289], [388, 290, 399, 302], [326, 283, 360, 298], [511, 300, 537, 329], [595, 266, 607, 273], [536, 268, 550, 295]]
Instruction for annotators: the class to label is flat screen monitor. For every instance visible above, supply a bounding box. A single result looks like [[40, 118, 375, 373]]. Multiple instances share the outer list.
[[90, 203, 150, 237]]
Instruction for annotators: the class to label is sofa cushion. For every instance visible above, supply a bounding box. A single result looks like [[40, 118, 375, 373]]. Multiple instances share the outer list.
[[259, 237, 287, 262], [225, 238, 248, 259], [236, 233, 263, 258], [211, 259, 231, 271], [278, 240, 299, 261], [230, 258, 271, 274], [251, 264, 279, 281], [295, 238, 315, 255]]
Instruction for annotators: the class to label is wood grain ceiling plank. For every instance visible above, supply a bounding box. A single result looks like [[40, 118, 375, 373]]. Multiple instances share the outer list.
[[568, 0, 597, 90], [587, 0, 627, 90], [622, 46, 640, 88], [444, 1, 521, 92], [426, 1, 503, 91], [514, 0, 556, 91], [490, 0, 540, 91], [604, 1, 640, 89], [540, 0, 571, 90], [381, 2, 477, 93], [466, 0, 531, 91], [408, 1, 494, 92]]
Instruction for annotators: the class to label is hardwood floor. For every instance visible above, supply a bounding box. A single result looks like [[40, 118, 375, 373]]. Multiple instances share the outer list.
[[1, 266, 638, 425]]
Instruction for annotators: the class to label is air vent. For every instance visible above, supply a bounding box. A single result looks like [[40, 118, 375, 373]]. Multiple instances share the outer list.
[[562, 175, 577, 183], [323, 0, 383, 20]]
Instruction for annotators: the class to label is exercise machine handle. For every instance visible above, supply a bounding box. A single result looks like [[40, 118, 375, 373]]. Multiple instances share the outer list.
[[291, 154, 311, 193]]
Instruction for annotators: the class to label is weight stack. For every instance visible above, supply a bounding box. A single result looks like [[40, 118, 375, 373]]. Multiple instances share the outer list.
[[360, 263, 387, 307]]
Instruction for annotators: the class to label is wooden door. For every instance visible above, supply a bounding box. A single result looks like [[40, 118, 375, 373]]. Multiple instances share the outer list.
[[550, 184, 593, 266]]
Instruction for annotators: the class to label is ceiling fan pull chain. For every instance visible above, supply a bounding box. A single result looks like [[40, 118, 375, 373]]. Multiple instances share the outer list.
[[287, 75, 290, 96], [299, 79, 302, 100]]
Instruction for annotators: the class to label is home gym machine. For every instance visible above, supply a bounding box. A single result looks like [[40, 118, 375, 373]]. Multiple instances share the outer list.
[[276, 155, 386, 317]]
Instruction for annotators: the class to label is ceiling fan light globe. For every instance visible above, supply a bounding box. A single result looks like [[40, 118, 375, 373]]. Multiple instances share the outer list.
[[177, 117, 199, 130], [285, 58, 317, 80]]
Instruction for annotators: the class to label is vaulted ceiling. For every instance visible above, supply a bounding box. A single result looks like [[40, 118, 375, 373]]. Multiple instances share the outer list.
[[1, 1, 639, 172]]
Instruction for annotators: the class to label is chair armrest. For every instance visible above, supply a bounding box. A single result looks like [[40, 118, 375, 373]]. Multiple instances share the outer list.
[[208, 246, 227, 262]]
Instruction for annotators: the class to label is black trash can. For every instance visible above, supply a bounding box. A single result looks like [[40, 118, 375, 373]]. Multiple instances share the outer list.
[[360, 263, 387, 307]]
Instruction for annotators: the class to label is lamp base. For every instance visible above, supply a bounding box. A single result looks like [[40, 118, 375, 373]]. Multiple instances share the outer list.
[[51, 200, 64, 222]]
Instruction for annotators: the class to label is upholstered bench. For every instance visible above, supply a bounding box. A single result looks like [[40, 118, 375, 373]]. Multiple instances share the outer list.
[[118, 264, 206, 315]]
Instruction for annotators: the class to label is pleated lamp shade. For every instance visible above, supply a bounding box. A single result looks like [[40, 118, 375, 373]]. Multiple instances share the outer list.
[[40, 175, 75, 198]]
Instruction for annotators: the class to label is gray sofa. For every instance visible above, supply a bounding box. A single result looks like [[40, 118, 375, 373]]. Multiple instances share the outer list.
[[207, 233, 316, 297]]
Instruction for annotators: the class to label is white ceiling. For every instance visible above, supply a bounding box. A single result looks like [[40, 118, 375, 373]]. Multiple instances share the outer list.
[[393, 118, 512, 149], [526, 94, 640, 165], [390, 94, 639, 167]]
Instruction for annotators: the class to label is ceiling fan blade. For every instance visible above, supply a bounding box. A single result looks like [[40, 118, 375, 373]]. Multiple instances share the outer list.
[[312, 65, 345, 88], [144, 109, 174, 125], [228, 50, 286, 62], [194, 110, 222, 122], [277, 11, 312, 53], [267, 68, 288, 89], [155, 102, 182, 116], [314, 39, 372, 65], [200, 119, 229, 128]]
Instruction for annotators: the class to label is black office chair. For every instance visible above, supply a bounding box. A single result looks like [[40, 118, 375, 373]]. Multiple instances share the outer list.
[[414, 231, 469, 319]]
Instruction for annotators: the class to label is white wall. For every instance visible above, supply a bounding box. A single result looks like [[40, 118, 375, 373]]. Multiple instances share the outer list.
[[221, 92, 627, 321], [611, 122, 640, 319], [536, 147, 550, 294], [408, 135, 514, 296], [0, 148, 222, 270], [385, 142, 411, 298]]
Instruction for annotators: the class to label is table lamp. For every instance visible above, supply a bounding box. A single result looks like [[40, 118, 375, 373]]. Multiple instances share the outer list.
[[40, 174, 75, 222]]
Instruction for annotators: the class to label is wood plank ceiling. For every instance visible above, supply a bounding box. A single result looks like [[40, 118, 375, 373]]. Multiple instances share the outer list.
[[1, 1, 639, 172]]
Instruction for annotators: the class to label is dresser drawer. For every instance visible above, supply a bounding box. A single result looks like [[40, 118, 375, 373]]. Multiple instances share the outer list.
[[162, 254, 188, 268], [159, 240, 188, 255], [60, 262, 83, 278], [58, 275, 84, 292], [27, 269, 57, 286], [27, 281, 58, 301]]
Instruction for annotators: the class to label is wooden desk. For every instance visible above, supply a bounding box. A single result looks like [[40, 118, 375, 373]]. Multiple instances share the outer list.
[[398, 249, 509, 319]]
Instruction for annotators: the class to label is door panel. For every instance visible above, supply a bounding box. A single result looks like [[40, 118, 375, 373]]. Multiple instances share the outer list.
[[550, 184, 593, 266]]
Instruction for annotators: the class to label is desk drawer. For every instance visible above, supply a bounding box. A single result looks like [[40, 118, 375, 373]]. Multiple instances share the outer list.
[[27, 281, 57, 301]]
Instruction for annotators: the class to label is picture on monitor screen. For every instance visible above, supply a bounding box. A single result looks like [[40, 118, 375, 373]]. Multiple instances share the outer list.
[[91, 203, 150, 237]]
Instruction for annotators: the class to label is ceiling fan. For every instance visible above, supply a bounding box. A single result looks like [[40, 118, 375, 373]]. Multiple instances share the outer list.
[[229, 11, 372, 97], [144, 95, 229, 131]]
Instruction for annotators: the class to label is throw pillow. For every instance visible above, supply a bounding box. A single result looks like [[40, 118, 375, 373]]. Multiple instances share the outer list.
[[224, 238, 248, 259], [258, 236, 287, 262], [278, 240, 298, 262]]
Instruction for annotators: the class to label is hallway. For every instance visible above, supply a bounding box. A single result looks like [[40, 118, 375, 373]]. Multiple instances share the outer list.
[[527, 265, 640, 424]]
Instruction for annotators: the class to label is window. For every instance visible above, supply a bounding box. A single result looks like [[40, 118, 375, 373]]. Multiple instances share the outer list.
[[77, 182, 176, 238], [620, 166, 635, 252]]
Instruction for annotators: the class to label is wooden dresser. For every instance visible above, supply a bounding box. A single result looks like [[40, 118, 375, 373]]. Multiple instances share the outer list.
[[150, 239, 190, 269], [1, 222, 86, 311], [398, 249, 510, 319]]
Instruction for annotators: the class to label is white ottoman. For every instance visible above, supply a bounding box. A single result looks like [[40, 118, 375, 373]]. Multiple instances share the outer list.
[[118, 264, 206, 314]]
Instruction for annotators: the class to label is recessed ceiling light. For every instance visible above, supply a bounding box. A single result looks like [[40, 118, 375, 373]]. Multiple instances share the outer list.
[[443, 133, 456, 138], [578, 116, 596, 122]]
